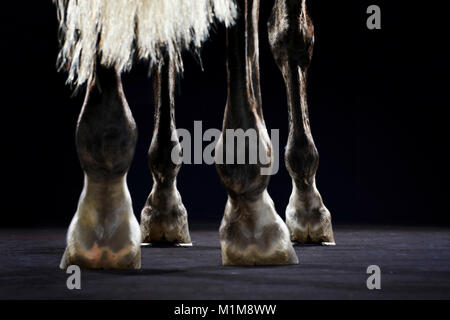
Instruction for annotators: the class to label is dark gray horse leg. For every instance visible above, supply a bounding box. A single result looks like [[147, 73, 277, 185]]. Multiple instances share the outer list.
[[140, 60, 191, 245], [216, 0, 298, 265], [60, 65, 141, 269], [268, 0, 334, 244]]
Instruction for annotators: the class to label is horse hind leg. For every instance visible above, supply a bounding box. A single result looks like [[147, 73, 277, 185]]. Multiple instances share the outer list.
[[268, 0, 335, 245], [216, 0, 298, 266], [61, 65, 141, 269]]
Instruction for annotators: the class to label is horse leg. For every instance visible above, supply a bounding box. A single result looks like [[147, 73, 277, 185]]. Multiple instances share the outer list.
[[140, 60, 191, 245], [216, 0, 298, 265], [60, 65, 141, 269], [268, 0, 335, 244]]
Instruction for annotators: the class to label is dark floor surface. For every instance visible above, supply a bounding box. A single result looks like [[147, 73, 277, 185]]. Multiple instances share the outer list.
[[1, 225, 449, 299]]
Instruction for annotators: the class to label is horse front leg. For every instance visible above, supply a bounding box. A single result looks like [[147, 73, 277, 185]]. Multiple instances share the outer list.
[[60, 65, 141, 269], [268, 0, 335, 244], [140, 60, 191, 245], [216, 0, 298, 266]]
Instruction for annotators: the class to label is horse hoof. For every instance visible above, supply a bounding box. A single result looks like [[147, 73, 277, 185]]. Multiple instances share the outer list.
[[286, 196, 335, 245], [61, 203, 141, 270], [220, 192, 299, 266], [140, 191, 192, 245]]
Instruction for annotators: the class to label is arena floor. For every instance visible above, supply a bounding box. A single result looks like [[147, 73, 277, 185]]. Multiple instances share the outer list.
[[1, 225, 449, 299]]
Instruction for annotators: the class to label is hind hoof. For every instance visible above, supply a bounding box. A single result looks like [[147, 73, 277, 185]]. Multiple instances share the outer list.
[[220, 192, 299, 266], [60, 213, 141, 270]]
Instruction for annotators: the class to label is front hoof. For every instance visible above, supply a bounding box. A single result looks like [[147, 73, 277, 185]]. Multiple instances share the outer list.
[[140, 204, 191, 245], [286, 205, 335, 245]]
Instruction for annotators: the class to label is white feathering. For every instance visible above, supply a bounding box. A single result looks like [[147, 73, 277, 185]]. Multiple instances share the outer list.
[[54, 0, 237, 88]]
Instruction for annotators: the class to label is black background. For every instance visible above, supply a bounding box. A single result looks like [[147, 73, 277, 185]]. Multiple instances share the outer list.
[[2, 1, 449, 227]]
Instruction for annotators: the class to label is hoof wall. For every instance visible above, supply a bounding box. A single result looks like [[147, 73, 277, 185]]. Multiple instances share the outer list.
[[292, 241, 336, 246], [141, 242, 193, 248]]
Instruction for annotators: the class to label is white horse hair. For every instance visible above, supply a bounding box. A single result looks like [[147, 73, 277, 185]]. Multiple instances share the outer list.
[[54, 0, 237, 88]]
